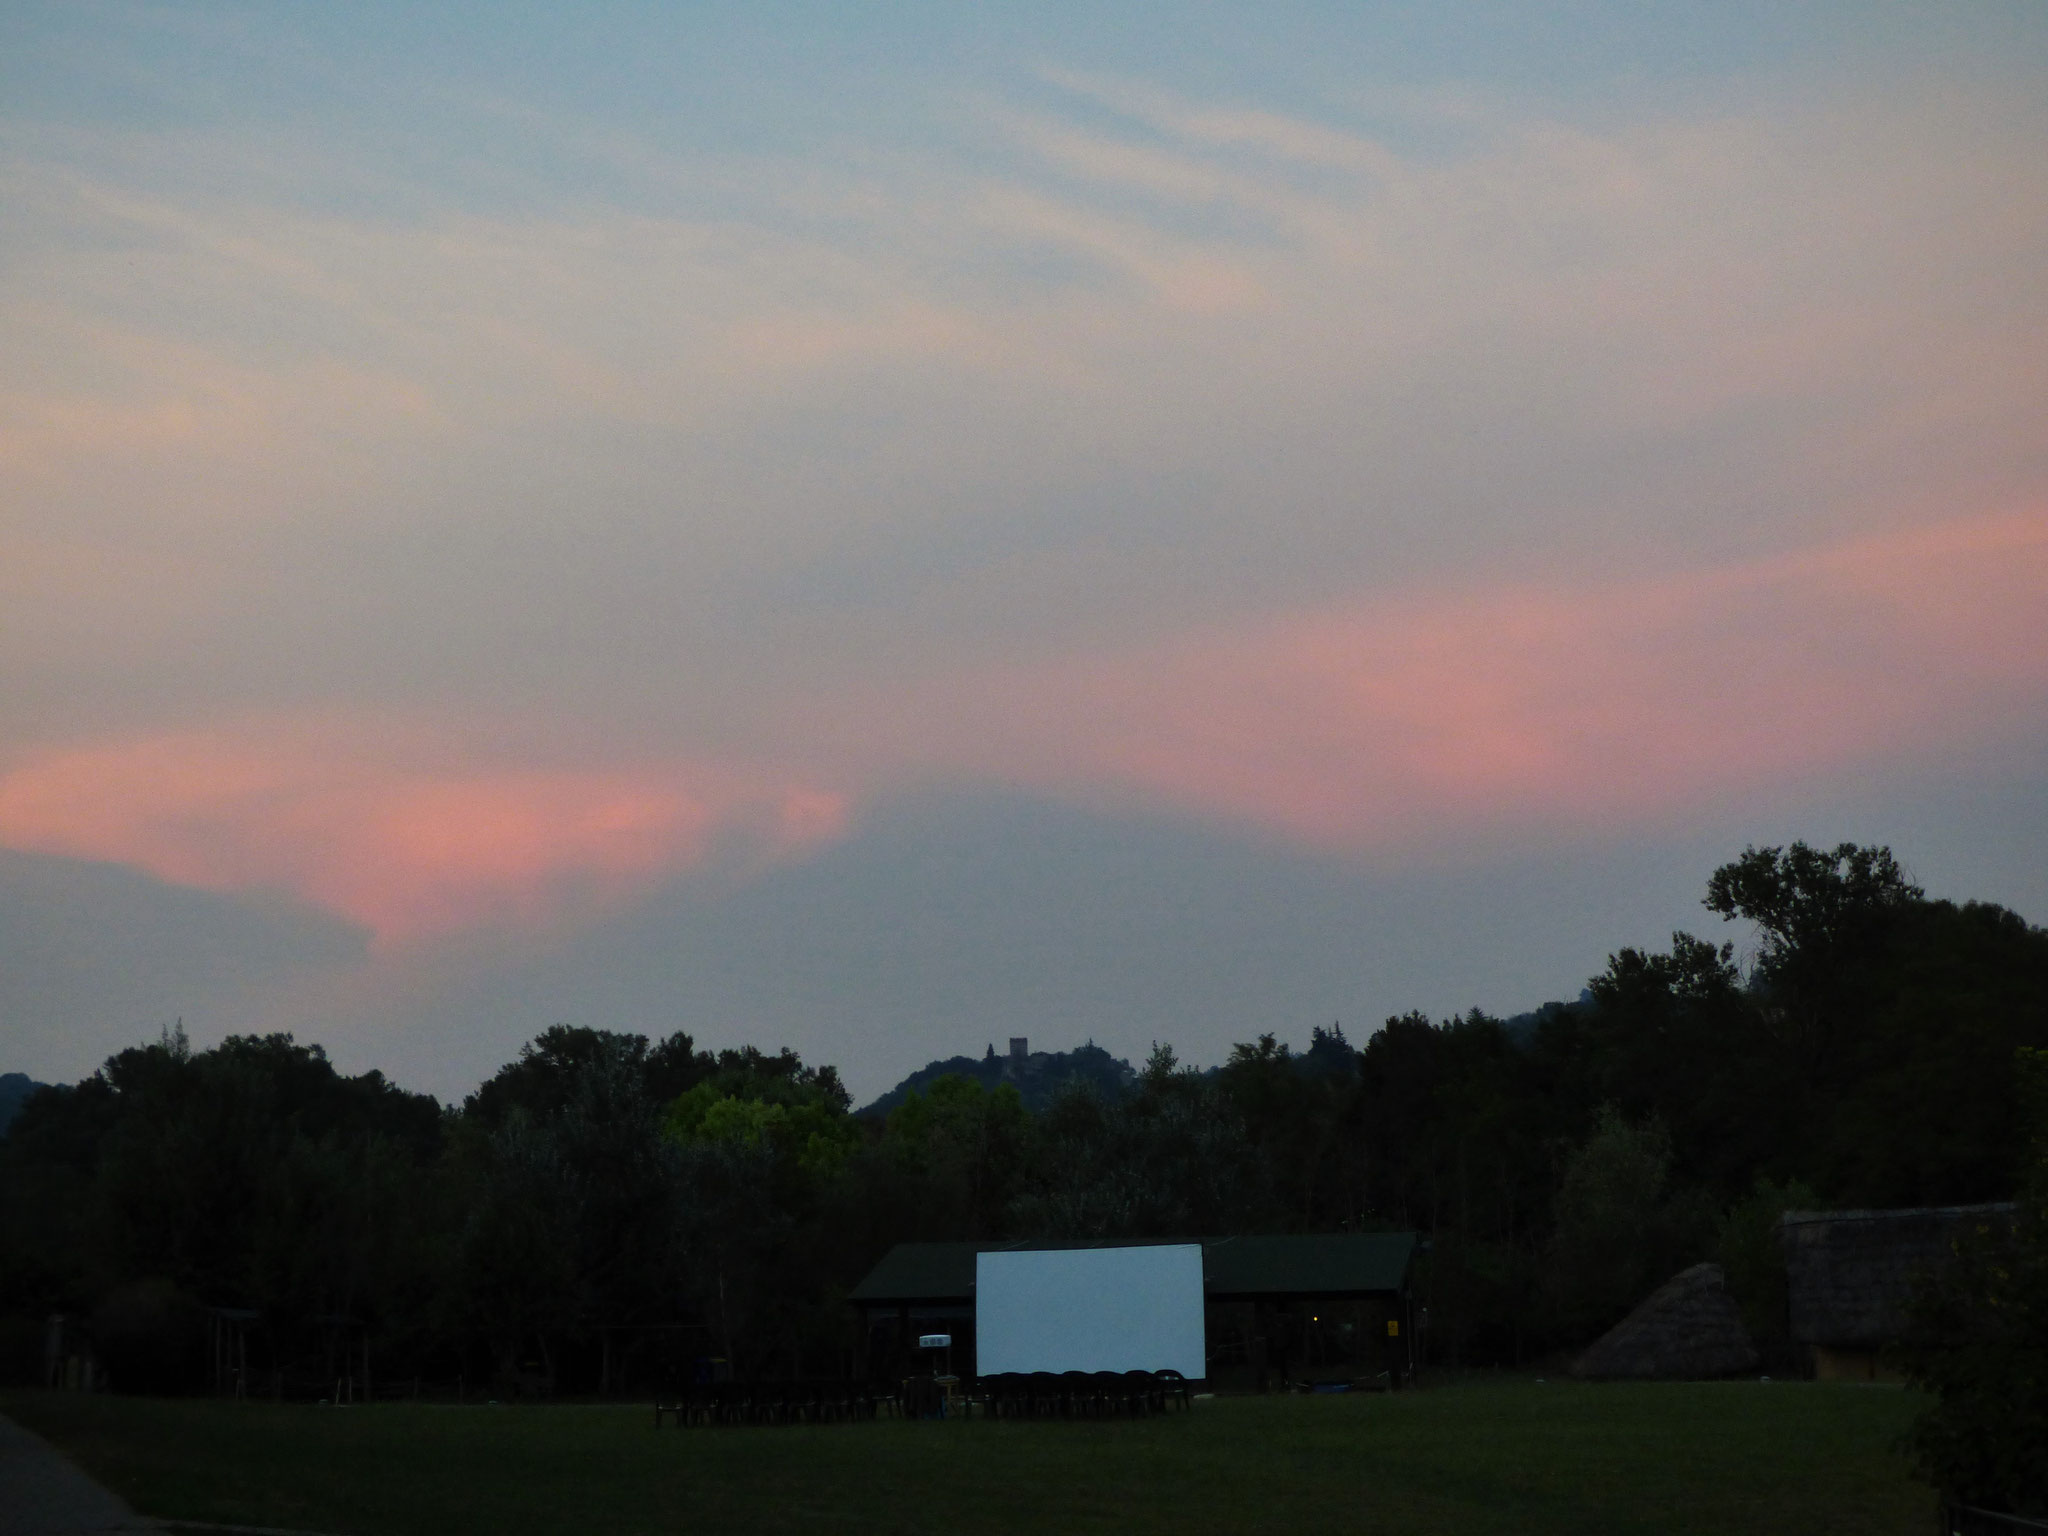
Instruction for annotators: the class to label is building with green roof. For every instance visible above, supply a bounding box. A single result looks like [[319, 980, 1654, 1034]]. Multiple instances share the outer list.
[[851, 1232, 1419, 1388]]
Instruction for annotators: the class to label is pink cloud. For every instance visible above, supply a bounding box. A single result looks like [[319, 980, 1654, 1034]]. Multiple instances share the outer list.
[[844, 505, 2048, 848], [0, 726, 848, 945], [1, 509, 2038, 942]]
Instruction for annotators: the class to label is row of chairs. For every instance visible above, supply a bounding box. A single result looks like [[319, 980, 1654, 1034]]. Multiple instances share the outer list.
[[654, 1378, 895, 1428], [973, 1369, 1192, 1419], [656, 1369, 1196, 1428]]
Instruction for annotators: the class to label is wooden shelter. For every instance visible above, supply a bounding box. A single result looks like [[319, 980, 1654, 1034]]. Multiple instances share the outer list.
[[848, 1232, 1418, 1388]]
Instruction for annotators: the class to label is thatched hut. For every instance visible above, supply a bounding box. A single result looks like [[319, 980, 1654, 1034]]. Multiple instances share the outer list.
[[1572, 1262, 1758, 1380], [1776, 1204, 2015, 1380]]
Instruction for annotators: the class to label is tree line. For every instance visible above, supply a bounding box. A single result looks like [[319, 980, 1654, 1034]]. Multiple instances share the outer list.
[[2, 841, 2045, 1404]]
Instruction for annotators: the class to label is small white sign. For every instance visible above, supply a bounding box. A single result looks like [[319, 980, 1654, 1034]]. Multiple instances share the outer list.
[[918, 1333, 952, 1349]]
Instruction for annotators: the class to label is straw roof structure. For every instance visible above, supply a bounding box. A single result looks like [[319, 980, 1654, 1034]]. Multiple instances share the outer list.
[[1572, 1262, 1758, 1379], [1777, 1204, 2015, 1348]]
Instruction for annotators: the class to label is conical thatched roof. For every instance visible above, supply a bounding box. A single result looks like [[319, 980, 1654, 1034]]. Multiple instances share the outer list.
[[1572, 1262, 1758, 1380]]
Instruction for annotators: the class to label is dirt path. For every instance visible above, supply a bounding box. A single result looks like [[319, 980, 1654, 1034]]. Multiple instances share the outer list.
[[0, 1412, 155, 1535]]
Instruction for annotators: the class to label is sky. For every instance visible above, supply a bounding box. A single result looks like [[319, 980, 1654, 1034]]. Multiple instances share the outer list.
[[3, 2, 2045, 1103]]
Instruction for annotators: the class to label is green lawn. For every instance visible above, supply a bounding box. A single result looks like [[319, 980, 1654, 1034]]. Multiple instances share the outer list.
[[3, 1380, 1932, 1536]]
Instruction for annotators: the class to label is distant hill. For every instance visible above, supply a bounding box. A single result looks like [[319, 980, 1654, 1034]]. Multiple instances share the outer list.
[[859, 1040, 1136, 1117], [0, 1072, 49, 1138], [1499, 995, 1592, 1042]]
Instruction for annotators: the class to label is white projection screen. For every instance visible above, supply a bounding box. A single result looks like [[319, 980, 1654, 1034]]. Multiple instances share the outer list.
[[975, 1245, 1206, 1377]]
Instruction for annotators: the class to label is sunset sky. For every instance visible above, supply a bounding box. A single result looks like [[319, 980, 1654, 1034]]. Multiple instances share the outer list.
[[5, 2, 2045, 1101]]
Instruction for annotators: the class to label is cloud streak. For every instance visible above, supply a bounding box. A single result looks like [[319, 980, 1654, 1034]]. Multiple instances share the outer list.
[[813, 504, 2048, 849], [0, 725, 847, 945], [2, 41, 2043, 955], [3, 505, 2036, 944]]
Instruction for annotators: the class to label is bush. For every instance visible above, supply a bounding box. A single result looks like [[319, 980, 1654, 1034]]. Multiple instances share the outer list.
[[93, 1279, 207, 1394], [1901, 1048, 2048, 1516], [1900, 1201, 2047, 1516], [1545, 1108, 1712, 1343], [1716, 1177, 1819, 1365], [0, 1312, 46, 1386]]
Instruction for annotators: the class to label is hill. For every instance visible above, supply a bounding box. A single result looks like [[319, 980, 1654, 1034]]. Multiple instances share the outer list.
[[0, 1072, 48, 1138], [860, 1039, 1136, 1117]]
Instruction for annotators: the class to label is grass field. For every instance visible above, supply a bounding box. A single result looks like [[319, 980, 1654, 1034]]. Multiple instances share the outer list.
[[3, 1380, 1932, 1536]]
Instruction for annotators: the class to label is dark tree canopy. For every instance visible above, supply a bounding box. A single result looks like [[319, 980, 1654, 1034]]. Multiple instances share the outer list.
[[2, 840, 2044, 1424], [1704, 842, 1924, 1088]]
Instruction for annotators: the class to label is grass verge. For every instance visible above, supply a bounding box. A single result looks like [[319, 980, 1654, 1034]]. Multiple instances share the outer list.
[[2, 1379, 1930, 1536]]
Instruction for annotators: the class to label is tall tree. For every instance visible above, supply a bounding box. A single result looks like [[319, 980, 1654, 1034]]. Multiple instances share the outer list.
[[1704, 842, 1922, 1089]]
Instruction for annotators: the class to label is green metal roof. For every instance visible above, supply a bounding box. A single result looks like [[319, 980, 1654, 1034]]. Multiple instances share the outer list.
[[847, 1241, 998, 1304], [1201, 1233, 1414, 1300], [848, 1233, 1415, 1306]]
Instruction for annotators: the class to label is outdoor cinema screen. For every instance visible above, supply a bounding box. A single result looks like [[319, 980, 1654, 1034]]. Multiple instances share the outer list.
[[975, 1244, 1206, 1377]]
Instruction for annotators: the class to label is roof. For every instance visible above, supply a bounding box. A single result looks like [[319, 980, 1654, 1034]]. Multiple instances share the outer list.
[[1202, 1233, 1415, 1299], [1572, 1262, 1757, 1381], [847, 1241, 993, 1305], [848, 1232, 1416, 1307], [1778, 1204, 2015, 1348]]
